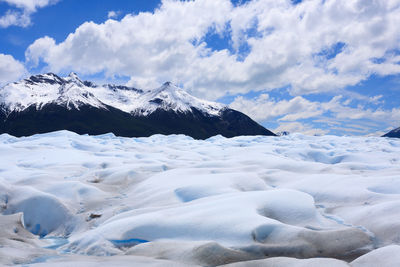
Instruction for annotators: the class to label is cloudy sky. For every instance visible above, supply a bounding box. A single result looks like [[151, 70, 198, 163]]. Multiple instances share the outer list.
[[1, 0, 400, 136]]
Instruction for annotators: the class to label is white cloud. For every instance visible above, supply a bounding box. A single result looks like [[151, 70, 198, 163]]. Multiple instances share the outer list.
[[24, 0, 400, 99], [0, 54, 27, 86], [321, 96, 400, 123], [0, 9, 29, 28], [230, 92, 400, 135], [26, 0, 232, 91], [274, 122, 328, 136], [1, 0, 58, 11], [107, 11, 121, 19], [229, 94, 322, 121], [0, 0, 59, 28]]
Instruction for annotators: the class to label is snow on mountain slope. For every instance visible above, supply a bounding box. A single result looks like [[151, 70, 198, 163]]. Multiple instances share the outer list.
[[133, 82, 224, 116], [0, 73, 273, 139], [0, 73, 224, 116], [0, 73, 62, 112], [57, 74, 106, 110]]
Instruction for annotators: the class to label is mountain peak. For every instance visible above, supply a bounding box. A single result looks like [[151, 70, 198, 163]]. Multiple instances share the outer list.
[[162, 81, 173, 86], [158, 81, 179, 93], [25, 73, 63, 85], [0, 73, 225, 116], [0, 72, 276, 138], [44, 72, 59, 78], [65, 72, 83, 84], [68, 72, 79, 78]]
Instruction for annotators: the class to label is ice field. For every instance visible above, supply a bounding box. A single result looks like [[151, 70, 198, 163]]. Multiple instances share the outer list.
[[1, 131, 400, 266]]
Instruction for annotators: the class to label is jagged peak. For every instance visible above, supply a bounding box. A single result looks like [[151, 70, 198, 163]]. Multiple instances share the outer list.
[[163, 81, 173, 86], [154, 81, 186, 94], [65, 72, 83, 84], [64, 72, 85, 87], [41, 72, 60, 78], [134, 81, 224, 116], [30, 72, 58, 78], [24, 72, 64, 85], [68, 72, 79, 79], [0, 73, 225, 116]]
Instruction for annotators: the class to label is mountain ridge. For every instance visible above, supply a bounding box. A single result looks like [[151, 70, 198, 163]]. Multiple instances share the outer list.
[[383, 127, 400, 138], [0, 73, 276, 139], [0, 72, 224, 116]]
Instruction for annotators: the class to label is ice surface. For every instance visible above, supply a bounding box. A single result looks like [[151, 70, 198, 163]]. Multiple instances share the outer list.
[[351, 245, 400, 267], [0, 132, 400, 265], [222, 257, 351, 267], [0, 213, 56, 265]]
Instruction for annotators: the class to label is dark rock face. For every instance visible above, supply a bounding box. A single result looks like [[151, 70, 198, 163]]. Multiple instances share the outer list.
[[26, 73, 64, 85], [382, 127, 400, 138], [0, 104, 276, 139]]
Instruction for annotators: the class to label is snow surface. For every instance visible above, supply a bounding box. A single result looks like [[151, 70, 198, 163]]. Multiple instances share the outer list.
[[0, 73, 224, 116], [1, 132, 400, 266]]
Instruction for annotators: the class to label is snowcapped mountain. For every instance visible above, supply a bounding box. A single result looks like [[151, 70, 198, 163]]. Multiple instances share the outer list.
[[0, 73, 275, 139], [383, 127, 400, 138], [0, 73, 222, 115]]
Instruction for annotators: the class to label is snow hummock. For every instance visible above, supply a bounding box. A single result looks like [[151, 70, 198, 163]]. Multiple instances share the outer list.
[[1, 132, 400, 266], [0, 73, 224, 116]]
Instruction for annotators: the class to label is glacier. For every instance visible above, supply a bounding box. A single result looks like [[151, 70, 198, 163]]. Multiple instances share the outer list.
[[0, 131, 400, 266]]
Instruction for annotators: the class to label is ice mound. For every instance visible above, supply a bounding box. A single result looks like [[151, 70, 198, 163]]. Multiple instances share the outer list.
[[2, 185, 74, 237], [18, 255, 194, 266], [332, 200, 400, 246], [69, 189, 370, 258], [0, 131, 400, 265], [222, 257, 350, 267], [0, 213, 55, 265], [127, 240, 255, 266], [351, 245, 400, 267]]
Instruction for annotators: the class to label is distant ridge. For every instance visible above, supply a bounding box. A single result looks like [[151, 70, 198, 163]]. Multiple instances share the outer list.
[[0, 73, 276, 139], [382, 127, 400, 138]]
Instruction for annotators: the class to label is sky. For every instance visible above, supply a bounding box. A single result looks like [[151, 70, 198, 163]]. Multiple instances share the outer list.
[[0, 0, 400, 136]]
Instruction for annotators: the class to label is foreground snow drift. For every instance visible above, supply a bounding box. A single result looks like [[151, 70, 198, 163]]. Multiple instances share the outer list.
[[0, 131, 399, 266]]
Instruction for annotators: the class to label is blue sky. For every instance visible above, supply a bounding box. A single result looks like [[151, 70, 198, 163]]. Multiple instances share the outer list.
[[0, 0, 400, 136]]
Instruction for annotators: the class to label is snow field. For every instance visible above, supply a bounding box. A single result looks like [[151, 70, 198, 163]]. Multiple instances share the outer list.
[[0, 131, 400, 266]]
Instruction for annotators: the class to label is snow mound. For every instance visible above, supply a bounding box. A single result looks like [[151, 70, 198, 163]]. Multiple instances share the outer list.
[[1, 180, 74, 237], [222, 257, 350, 267], [351, 245, 400, 267], [127, 240, 255, 266], [66, 189, 371, 259], [3, 186, 74, 237], [0, 213, 55, 265]]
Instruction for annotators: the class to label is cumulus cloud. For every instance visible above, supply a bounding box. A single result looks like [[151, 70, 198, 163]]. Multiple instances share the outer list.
[[107, 10, 121, 19], [24, 0, 400, 99], [274, 122, 328, 136], [229, 94, 323, 121], [0, 54, 27, 85], [26, 0, 232, 90], [0, 0, 59, 28], [230, 93, 400, 135]]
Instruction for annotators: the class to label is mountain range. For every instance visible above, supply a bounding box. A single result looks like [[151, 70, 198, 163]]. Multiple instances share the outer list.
[[0, 73, 275, 139]]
